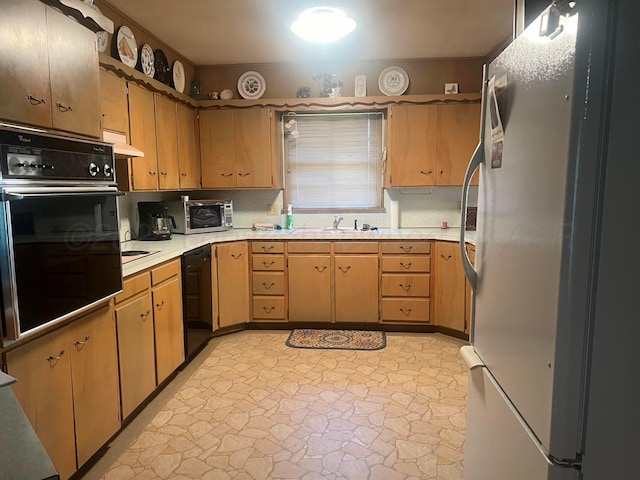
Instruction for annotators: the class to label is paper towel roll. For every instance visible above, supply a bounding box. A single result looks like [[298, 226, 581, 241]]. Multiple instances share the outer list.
[[389, 199, 399, 229]]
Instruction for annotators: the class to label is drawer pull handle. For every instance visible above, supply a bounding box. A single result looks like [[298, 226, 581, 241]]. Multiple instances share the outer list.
[[261, 245, 274, 252], [181, 173, 187, 177], [262, 261, 275, 267], [263, 306, 275, 313], [55, 101, 72, 112], [232, 253, 243, 260], [74, 335, 91, 347], [441, 254, 452, 260], [46, 350, 65, 362], [419, 170, 432, 176], [400, 308, 413, 316], [399, 262, 413, 269], [338, 266, 351, 273], [27, 95, 46, 105], [399, 246, 413, 252], [156, 300, 165, 310], [315, 266, 327, 272], [221, 173, 233, 177], [238, 172, 251, 177], [148, 171, 157, 176], [140, 310, 151, 320], [399, 283, 413, 291], [160, 171, 167, 177], [262, 282, 275, 289]]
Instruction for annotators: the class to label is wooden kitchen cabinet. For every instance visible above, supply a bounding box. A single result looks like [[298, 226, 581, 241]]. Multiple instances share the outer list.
[[288, 254, 332, 322], [251, 241, 286, 321], [151, 259, 185, 384], [465, 244, 476, 334], [0, 0, 101, 138], [99, 68, 129, 135], [115, 273, 156, 419], [6, 302, 120, 479], [155, 94, 181, 190], [177, 102, 201, 189], [128, 83, 159, 190], [216, 242, 250, 328], [200, 108, 278, 189], [380, 241, 432, 324], [433, 241, 466, 332], [333, 241, 379, 323], [387, 103, 480, 187]]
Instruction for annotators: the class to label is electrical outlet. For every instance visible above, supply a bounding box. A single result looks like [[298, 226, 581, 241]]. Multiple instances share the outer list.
[[267, 203, 279, 215]]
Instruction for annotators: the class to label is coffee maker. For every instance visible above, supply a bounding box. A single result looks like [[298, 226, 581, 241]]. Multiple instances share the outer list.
[[137, 202, 176, 241]]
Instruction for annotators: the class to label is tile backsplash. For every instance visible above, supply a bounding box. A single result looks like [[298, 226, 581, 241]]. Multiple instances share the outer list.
[[118, 187, 478, 241]]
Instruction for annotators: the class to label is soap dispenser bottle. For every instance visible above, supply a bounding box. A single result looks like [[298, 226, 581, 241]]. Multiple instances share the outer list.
[[286, 204, 293, 230]]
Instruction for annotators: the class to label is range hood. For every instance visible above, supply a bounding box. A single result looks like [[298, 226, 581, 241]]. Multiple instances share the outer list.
[[103, 130, 144, 158]]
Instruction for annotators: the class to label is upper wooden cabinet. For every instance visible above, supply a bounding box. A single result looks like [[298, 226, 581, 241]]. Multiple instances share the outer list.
[[128, 83, 159, 190], [200, 108, 278, 189], [387, 103, 480, 187], [0, 0, 101, 138], [99, 68, 129, 136], [155, 94, 181, 190], [176, 103, 201, 189]]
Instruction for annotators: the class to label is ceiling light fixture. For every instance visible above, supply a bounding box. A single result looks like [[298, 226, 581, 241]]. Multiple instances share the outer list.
[[291, 7, 356, 43]]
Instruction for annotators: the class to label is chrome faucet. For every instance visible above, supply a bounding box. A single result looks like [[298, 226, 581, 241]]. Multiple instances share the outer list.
[[333, 216, 344, 230]]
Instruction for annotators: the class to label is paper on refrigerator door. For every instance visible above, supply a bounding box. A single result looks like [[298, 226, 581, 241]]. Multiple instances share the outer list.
[[488, 74, 507, 169]]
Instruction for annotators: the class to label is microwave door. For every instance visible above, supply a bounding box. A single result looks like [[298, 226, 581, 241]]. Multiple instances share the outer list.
[[190, 205, 222, 229]]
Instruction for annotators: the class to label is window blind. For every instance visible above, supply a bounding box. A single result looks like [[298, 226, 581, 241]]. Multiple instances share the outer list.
[[283, 112, 383, 209]]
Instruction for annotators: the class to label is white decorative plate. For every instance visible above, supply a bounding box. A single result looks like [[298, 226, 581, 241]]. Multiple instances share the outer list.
[[139, 44, 154, 78], [115, 25, 137, 68], [172, 60, 185, 93], [378, 66, 409, 96], [237, 71, 266, 99], [96, 31, 108, 53]]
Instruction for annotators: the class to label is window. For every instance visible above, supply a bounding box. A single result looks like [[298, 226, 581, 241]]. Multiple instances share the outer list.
[[283, 112, 384, 210]]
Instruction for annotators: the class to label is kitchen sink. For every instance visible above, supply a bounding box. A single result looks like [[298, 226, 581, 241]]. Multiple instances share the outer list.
[[121, 250, 159, 263], [292, 228, 376, 234]]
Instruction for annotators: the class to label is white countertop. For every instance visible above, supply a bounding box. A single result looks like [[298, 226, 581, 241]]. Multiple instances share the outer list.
[[122, 228, 477, 277]]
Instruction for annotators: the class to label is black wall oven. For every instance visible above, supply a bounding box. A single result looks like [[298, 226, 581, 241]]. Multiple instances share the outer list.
[[0, 128, 122, 342]]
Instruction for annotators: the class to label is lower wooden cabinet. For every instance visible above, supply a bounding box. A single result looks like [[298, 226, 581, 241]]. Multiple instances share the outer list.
[[251, 241, 286, 321], [465, 244, 476, 335], [6, 303, 120, 480], [288, 254, 332, 321], [216, 242, 250, 328], [335, 253, 378, 323], [433, 241, 466, 331]]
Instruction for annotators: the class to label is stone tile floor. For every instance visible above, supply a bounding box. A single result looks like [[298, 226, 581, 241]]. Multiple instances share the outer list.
[[87, 331, 468, 480]]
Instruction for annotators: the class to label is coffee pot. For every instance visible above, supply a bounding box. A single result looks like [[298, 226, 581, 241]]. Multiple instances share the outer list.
[[138, 202, 176, 241]]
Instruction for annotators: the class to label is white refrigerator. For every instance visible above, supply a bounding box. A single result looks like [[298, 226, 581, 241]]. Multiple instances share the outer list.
[[459, 1, 640, 479]]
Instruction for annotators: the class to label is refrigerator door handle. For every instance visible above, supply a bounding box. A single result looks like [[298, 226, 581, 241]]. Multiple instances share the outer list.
[[460, 65, 488, 292]]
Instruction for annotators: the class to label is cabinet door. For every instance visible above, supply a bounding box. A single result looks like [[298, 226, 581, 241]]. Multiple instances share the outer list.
[[465, 245, 476, 335], [235, 109, 274, 188], [433, 241, 466, 331], [177, 103, 200, 189], [70, 304, 120, 467], [46, 6, 101, 138], [0, 0, 52, 128], [436, 104, 481, 186], [128, 83, 159, 190], [6, 327, 76, 480], [154, 95, 180, 190], [99, 68, 129, 135], [217, 242, 250, 328], [335, 255, 379, 323], [153, 277, 185, 384], [200, 109, 236, 188], [115, 294, 156, 418], [388, 105, 437, 187], [288, 255, 332, 322]]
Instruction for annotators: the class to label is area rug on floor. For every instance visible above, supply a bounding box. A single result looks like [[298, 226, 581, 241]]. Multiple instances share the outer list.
[[285, 329, 386, 350]]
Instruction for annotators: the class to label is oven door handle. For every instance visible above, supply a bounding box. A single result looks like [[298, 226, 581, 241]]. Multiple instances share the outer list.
[[3, 189, 125, 201]]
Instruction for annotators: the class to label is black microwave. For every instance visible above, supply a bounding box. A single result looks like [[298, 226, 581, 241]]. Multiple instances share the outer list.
[[167, 200, 233, 234]]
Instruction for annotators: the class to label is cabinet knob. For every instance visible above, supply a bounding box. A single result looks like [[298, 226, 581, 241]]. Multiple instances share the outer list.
[[399, 246, 413, 252], [140, 310, 151, 320], [315, 265, 327, 272], [441, 254, 452, 260], [149, 171, 157, 176], [221, 173, 233, 177], [262, 282, 275, 289], [231, 253, 243, 260], [399, 262, 413, 269], [238, 172, 251, 177], [261, 245, 274, 252], [419, 170, 432, 176], [156, 300, 165, 310], [338, 266, 351, 273], [160, 171, 167, 177], [263, 306, 275, 313], [262, 261, 275, 268], [181, 173, 187, 177]]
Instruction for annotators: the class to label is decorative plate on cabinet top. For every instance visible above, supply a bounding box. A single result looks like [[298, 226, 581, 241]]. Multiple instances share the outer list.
[[114, 25, 137, 68], [172, 60, 185, 93], [138, 44, 155, 78], [96, 30, 109, 53], [238, 71, 266, 99], [153, 49, 171, 85], [378, 66, 409, 96]]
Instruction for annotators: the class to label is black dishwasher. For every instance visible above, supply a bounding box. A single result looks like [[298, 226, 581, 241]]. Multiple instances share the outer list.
[[181, 245, 213, 360]]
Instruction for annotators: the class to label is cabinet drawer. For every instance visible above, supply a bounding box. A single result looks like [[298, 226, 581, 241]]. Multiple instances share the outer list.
[[287, 242, 331, 253], [253, 296, 285, 320], [116, 272, 150, 304], [381, 256, 431, 273], [381, 274, 430, 297], [382, 298, 430, 322], [334, 242, 378, 254], [380, 241, 431, 255], [252, 272, 285, 295], [252, 242, 284, 254], [252, 254, 285, 271], [151, 258, 180, 286]]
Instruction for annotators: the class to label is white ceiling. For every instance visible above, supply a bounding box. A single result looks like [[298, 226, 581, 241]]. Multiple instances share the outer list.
[[102, 0, 515, 66]]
